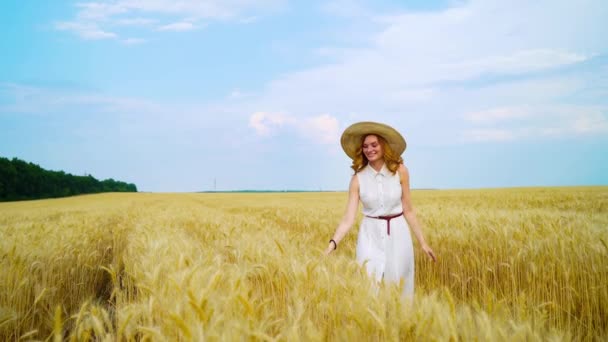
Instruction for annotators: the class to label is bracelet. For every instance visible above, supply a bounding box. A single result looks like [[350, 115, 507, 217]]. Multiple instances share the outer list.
[[329, 239, 337, 250]]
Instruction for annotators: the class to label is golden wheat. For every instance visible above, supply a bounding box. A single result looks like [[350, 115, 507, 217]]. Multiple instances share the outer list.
[[0, 188, 606, 340]]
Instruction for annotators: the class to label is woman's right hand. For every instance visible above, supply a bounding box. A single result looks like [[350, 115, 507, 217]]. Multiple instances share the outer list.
[[324, 242, 336, 255], [325, 176, 359, 256]]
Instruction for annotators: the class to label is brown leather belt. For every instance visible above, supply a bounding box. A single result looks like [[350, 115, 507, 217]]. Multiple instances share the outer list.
[[365, 212, 403, 235]]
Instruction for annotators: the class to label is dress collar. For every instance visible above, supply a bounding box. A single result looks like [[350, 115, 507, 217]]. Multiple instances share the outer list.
[[367, 163, 390, 177]]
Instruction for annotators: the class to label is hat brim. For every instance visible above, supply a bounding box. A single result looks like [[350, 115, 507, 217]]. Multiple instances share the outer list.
[[340, 121, 406, 160]]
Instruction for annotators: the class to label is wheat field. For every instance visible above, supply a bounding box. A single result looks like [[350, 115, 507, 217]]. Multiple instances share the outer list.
[[1, 187, 607, 341]]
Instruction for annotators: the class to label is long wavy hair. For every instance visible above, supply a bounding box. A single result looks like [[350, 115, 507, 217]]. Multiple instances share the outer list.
[[351, 134, 403, 174]]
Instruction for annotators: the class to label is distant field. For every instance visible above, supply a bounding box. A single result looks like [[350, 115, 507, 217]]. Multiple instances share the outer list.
[[1, 187, 607, 340]]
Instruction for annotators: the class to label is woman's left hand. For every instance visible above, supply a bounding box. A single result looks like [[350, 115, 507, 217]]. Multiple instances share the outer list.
[[422, 244, 437, 263]]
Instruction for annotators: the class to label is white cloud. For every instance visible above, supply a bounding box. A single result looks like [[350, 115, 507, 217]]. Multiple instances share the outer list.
[[227, 0, 606, 147], [465, 107, 531, 124], [572, 111, 608, 135], [75, 2, 128, 20], [268, 2, 598, 99], [121, 38, 146, 45], [461, 105, 608, 142], [229, 89, 244, 99], [301, 114, 340, 144], [81, 29, 118, 40], [114, 18, 157, 26], [468, 76, 587, 106], [442, 49, 587, 76], [158, 21, 198, 32], [55, 21, 117, 40], [56, 0, 284, 40], [248, 111, 340, 144], [249, 111, 294, 136], [228, 88, 255, 100], [462, 129, 515, 142], [47, 0, 608, 150]]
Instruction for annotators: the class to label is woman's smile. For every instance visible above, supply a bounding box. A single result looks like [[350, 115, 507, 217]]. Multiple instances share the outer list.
[[366, 150, 379, 159], [363, 135, 383, 161]]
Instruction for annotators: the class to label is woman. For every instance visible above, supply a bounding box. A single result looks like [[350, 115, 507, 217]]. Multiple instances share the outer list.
[[325, 121, 436, 297]]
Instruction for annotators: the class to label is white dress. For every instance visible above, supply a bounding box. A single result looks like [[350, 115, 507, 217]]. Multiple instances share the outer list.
[[355, 163, 415, 297]]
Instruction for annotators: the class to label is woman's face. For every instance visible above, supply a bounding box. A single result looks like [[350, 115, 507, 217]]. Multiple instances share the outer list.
[[362, 134, 384, 162]]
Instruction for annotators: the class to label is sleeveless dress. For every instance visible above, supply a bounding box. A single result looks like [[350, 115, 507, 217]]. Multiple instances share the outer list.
[[355, 163, 415, 297]]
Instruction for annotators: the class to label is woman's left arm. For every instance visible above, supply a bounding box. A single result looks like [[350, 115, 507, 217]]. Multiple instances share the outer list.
[[399, 164, 437, 262]]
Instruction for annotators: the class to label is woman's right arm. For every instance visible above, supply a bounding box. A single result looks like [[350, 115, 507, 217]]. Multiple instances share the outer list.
[[325, 175, 359, 254]]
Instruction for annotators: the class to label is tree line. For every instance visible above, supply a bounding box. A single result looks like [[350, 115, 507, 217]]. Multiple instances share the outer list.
[[0, 156, 137, 202]]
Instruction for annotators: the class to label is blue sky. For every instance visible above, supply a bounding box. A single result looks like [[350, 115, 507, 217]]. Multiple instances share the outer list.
[[1, 0, 607, 192]]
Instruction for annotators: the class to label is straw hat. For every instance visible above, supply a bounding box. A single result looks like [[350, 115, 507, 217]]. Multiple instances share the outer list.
[[340, 121, 406, 159]]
